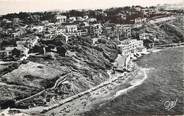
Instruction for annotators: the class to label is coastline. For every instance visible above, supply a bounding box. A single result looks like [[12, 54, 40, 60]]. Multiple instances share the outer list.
[[41, 61, 150, 116], [81, 46, 184, 116], [113, 67, 150, 98], [150, 44, 184, 53], [41, 64, 149, 116], [1, 45, 181, 116], [0, 47, 154, 116], [0, 61, 149, 116]]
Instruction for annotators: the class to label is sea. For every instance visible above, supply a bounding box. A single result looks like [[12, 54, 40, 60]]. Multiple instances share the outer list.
[[82, 47, 184, 116]]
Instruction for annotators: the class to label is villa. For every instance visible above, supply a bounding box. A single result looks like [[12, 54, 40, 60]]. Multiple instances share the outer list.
[[56, 15, 67, 24], [118, 39, 144, 56]]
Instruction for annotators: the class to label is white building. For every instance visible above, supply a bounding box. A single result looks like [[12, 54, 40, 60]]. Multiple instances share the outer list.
[[90, 23, 103, 37], [76, 17, 84, 21], [135, 17, 142, 24], [83, 15, 89, 20], [56, 26, 66, 35], [135, 17, 147, 24], [118, 39, 144, 56], [87, 18, 97, 23], [122, 25, 132, 38], [69, 17, 77, 23], [32, 26, 44, 33], [65, 24, 78, 33], [56, 15, 67, 24]]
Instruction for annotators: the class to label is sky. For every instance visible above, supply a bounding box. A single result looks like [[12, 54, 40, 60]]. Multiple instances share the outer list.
[[0, 0, 183, 15]]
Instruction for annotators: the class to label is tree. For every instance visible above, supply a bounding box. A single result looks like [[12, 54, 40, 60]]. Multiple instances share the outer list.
[[12, 48, 21, 57], [57, 46, 66, 57]]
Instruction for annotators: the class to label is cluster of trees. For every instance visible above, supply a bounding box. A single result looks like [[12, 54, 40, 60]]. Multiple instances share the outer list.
[[0, 11, 57, 25], [1, 5, 178, 27], [0, 6, 146, 25], [29, 35, 67, 57]]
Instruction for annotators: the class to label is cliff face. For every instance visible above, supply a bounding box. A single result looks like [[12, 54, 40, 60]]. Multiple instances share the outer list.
[[0, 36, 119, 108]]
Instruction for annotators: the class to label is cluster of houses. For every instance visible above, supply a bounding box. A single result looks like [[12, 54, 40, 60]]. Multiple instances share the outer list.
[[53, 14, 101, 37], [0, 12, 162, 61], [0, 35, 39, 60], [0, 5, 178, 61], [103, 24, 132, 40]]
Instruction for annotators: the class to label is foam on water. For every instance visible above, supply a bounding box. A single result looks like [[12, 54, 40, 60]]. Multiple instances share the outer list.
[[114, 68, 150, 98]]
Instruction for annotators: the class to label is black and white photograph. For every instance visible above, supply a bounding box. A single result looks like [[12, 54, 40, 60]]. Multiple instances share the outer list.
[[0, 0, 184, 115]]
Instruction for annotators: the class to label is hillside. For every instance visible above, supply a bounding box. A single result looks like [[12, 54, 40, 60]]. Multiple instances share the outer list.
[[0, 15, 184, 111], [132, 16, 184, 46], [0, 36, 119, 109]]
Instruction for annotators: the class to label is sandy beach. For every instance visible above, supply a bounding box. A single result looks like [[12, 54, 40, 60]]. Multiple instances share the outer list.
[[84, 46, 184, 116], [1, 46, 182, 116], [42, 65, 149, 116], [113, 68, 150, 98], [0, 52, 152, 116]]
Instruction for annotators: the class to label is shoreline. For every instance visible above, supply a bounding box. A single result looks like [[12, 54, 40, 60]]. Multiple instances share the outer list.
[[0, 47, 154, 116], [0, 62, 149, 116], [113, 67, 150, 98], [150, 44, 184, 52], [80, 46, 184, 116], [112, 44, 184, 99], [1, 45, 182, 115], [41, 62, 150, 116], [42, 64, 149, 116]]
